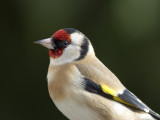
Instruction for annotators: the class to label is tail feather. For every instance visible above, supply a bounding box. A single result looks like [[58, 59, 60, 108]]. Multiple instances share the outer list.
[[149, 110, 160, 120]]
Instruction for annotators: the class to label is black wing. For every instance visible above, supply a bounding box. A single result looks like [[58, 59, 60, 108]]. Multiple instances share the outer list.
[[82, 77, 160, 119]]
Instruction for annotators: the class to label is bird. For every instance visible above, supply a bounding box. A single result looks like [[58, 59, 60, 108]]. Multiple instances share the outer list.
[[34, 28, 160, 120]]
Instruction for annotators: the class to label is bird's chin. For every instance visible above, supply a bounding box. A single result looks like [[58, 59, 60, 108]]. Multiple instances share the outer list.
[[49, 49, 63, 59]]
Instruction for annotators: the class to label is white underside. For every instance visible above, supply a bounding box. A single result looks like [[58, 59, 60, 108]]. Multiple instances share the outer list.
[[54, 98, 98, 120]]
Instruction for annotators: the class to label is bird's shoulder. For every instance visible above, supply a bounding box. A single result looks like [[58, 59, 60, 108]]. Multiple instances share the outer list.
[[76, 54, 125, 92]]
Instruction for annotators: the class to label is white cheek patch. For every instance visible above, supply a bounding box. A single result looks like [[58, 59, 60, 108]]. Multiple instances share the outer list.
[[50, 45, 81, 66], [71, 32, 84, 45], [71, 33, 94, 55]]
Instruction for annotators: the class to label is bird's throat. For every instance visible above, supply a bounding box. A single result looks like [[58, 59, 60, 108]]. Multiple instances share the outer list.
[[49, 49, 63, 59]]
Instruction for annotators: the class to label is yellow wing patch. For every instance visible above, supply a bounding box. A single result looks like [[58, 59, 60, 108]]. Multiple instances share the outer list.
[[101, 84, 117, 96], [101, 84, 134, 107]]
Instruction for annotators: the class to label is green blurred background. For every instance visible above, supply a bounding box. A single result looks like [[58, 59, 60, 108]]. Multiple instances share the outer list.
[[0, 0, 160, 120]]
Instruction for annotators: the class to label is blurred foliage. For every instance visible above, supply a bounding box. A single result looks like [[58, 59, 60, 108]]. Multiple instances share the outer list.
[[0, 0, 160, 120]]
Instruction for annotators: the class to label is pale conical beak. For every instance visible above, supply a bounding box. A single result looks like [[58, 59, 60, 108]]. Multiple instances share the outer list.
[[34, 38, 54, 49]]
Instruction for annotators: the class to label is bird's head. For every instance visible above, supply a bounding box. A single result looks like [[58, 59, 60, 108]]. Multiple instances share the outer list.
[[34, 28, 94, 65]]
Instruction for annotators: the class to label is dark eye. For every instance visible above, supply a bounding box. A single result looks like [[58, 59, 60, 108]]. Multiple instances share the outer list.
[[54, 40, 70, 48], [63, 41, 69, 46]]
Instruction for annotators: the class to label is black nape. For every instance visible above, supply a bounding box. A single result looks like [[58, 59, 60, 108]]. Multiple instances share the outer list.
[[76, 37, 89, 61], [63, 28, 77, 34]]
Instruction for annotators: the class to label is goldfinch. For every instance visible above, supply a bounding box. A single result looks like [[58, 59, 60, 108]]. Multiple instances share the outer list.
[[35, 28, 160, 120]]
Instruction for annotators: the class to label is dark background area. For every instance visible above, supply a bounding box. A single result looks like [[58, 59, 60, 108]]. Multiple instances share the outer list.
[[0, 0, 160, 120]]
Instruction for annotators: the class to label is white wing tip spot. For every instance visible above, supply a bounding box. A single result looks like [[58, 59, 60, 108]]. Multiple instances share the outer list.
[[118, 90, 124, 95], [136, 98, 142, 103], [144, 108, 149, 113]]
